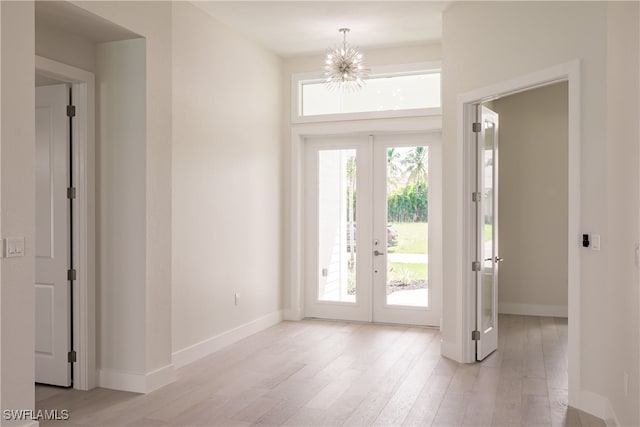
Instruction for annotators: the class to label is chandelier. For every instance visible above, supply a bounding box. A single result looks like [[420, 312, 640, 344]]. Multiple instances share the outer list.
[[324, 28, 369, 91]]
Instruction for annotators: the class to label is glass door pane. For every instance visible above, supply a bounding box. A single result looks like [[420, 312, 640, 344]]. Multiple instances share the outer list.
[[385, 146, 429, 308], [481, 123, 495, 331], [317, 149, 357, 303]]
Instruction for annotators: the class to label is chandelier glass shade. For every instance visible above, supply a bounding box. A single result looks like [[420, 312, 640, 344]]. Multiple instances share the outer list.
[[324, 28, 369, 91]]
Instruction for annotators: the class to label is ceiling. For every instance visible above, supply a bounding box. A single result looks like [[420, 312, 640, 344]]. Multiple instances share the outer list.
[[193, 1, 449, 57]]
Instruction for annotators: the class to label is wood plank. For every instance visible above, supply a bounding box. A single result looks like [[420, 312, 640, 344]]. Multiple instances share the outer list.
[[34, 316, 604, 427]]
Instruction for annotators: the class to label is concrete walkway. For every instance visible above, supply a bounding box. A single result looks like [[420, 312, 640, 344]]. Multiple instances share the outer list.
[[386, 288, 429, 307], [387, 253, 428, 263]]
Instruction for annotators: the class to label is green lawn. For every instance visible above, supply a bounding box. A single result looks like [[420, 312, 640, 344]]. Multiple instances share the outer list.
[[388, 262, 428, 282], [388, 222, 428, 254], [485, 223, 493, 241]]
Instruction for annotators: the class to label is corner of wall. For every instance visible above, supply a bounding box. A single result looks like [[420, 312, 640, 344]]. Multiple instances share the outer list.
[[98, 363, 175, 394], [440, 339, 462, 363], [572, 389, 620, 427]]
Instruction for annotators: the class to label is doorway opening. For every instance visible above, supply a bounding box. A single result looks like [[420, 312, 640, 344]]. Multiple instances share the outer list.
[[35, 56, 95, 391], [458, 60, 580, 405]]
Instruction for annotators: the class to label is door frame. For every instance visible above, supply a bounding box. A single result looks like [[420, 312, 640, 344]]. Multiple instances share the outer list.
[[287, 116, 442, 321], [35, 56, 96, 390], [456, 61, 581, 403]]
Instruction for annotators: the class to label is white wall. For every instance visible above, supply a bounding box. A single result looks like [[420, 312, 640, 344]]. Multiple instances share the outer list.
[[604, 2, 639, 424], [0, 0, 3, 414], [442, 2, 638, 424], [171, 2, 283, 363], [35, 20, 95, 72], [1, 1, 35, 422], [61, 1, 173, 391], [492, 82, 568, 317], [95, 38, 147, 379]]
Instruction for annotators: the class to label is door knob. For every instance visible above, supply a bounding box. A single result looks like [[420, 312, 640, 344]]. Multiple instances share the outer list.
[[495, 256, 504, 263], [374, 250, 385, 256]]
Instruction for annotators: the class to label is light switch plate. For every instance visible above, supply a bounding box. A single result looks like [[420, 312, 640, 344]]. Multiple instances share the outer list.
[[4, 237, 25, 258], [591, 234, 600, 251]]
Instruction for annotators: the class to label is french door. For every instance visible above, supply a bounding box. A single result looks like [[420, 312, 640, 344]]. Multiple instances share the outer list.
[[304, 133, 441, 326], [475, 105, 500, 360]]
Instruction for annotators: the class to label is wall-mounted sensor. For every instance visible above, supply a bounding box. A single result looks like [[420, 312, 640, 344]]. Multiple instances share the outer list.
[[582, 234, 590, 248]]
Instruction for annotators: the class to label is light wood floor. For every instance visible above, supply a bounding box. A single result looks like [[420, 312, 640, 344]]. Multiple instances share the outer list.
[[36, 315, 605, 426]]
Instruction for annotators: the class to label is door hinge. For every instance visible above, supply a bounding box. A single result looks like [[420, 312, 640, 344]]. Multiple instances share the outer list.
[[68, 350, 77, 363], [67, 105, 76, 118], [472, 330, 481, 341], [472, 261, 481, 272], [67, 269, 77, 281], [472, 122, 482, 133], [67, 187, 76, 200], [472, 192, 481, 202]]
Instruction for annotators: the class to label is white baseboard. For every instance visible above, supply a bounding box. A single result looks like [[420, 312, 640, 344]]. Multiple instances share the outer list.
[[498, 302, 568, 317], [284, 307, 303, 321], [98, 363, 175, 394], [440, 339, 462, 363], [572, 389, 619, 427], [145, 364, 176, 393], [604, 401, 621, 427], [172, 310, 283, 369]]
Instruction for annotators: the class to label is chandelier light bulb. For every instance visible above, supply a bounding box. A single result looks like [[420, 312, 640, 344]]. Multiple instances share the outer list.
[[324, 28, 370, 92]]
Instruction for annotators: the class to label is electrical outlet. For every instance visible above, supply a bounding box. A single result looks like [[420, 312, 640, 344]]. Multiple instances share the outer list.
[[234, 292, 240, 306], [624, 372, 629, 397]]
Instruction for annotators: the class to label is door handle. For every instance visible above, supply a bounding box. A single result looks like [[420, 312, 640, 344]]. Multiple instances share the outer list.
[[374, 250, 385, 256], [484, 256, 504, 263]]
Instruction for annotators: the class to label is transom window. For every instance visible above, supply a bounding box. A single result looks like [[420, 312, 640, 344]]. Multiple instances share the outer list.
[[292, 62, 441, 123]]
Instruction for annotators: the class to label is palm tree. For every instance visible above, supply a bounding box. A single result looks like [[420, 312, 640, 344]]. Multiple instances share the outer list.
[[402, 146, 428, 186], [387, 148, 402, 191]]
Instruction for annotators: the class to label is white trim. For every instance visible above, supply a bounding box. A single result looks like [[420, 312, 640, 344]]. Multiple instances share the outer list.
[[498, 302, 568, 318], [456, 61, 581, 401], [440, 340, 460, 361], [288, 116, 442, 323], [572, 389, 619, 426], [283, 308, 303, 321], [291, 61, 442, 124], [604, 399, 621, 427], [98, 363, 174, 394], [171, 310, 283, 369], [35, 56, 96, 391], [145, 364, 175, 393]]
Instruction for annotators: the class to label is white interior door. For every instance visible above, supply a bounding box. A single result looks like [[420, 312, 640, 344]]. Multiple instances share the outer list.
[[372, 133, 442, 326], [476, 105, 500, 361], [304, 133, 442, 326], [35, 84, 71, 386]]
